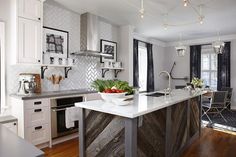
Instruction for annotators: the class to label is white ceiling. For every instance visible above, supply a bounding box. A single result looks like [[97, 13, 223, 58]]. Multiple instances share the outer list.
[[53, 0, 236, 42]]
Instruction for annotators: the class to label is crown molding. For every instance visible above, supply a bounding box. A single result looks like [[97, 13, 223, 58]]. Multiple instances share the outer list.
[[133, 33, 167, 47], [166, 34, 236, 47]]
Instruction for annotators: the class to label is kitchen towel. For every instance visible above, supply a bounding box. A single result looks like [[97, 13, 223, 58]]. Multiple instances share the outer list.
[[65, 106, 80, 128]]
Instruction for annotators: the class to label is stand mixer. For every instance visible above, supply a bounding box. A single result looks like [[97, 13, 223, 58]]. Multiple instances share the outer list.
[[17, 74, 36, 95]]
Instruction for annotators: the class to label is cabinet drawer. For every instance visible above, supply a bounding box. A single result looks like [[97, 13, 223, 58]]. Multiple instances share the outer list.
[[25, 106, 49, 127], [25, 124, 50, 145], [24, 99, 49, 109]]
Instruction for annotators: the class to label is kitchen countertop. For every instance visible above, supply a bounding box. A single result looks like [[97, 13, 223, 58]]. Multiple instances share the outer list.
[[75, 89, 206, 118], [11, 89, 97, 100], [0, 124, 44, 157]]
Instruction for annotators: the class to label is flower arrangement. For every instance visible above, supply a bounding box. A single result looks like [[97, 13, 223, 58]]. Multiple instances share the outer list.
[[191, 77, 204, 88]]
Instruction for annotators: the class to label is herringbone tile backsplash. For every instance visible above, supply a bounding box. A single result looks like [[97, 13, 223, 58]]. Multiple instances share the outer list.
[[8, 56, 113, 93]]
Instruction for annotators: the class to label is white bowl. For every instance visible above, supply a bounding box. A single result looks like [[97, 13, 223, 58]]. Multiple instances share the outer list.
[[99, 92, 126, 102]]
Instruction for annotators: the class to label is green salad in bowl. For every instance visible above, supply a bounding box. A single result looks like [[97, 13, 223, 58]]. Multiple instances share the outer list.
[[91, 79, 134, 102]]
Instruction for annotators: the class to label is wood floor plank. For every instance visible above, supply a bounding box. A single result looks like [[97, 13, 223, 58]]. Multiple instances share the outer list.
[[42, 128, 236, 157]]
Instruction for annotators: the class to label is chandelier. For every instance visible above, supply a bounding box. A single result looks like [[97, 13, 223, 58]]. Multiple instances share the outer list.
[[212, 32, 225, 54], [212, 41, 225, 54], [175, 34, 187, 57]]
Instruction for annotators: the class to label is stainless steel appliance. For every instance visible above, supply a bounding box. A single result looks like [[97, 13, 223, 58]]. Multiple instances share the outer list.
[[51, 96, 84, 139], [17, 74, 36, 95]]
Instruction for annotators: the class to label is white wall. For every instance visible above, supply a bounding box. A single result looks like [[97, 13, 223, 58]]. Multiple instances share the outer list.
[[164, 46, 190, 89], [117, 25, 134, 84]]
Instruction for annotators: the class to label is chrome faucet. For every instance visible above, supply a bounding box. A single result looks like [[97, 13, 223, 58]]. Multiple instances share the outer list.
[[159, 71, 172, 94]]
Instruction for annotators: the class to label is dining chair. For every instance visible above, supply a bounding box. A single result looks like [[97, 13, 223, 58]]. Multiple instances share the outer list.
[[220, 87, 233, 112], [202, 91, 228, 123]]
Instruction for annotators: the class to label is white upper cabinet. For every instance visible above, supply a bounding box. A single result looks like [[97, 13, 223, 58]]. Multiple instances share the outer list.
[[16, 0, 43, 64], [18, 18, 42, 64], [18, 0, 42, 21]]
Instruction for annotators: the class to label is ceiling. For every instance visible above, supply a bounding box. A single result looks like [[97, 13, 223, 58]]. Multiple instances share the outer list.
[[53, 0, 236, 42]]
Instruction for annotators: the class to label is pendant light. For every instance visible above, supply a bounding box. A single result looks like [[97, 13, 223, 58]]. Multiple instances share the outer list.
[[212, 32, 225, 54], [139, 0, 145, 19], [175, 34, 187, 57], [183, 0, 188, 7]]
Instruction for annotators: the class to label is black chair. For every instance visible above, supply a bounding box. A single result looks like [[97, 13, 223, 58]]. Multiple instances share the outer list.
[[220, 87, 233, 111], [202, 91, 228, 123]]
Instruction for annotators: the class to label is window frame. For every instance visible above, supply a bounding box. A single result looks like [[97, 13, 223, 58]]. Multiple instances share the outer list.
[[0, 21, 6, 113], [201, 45, 218, 89], [138, 42, 148, 92]]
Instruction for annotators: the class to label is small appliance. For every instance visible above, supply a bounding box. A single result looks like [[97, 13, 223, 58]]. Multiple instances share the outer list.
[[17, 73, 36, 95]]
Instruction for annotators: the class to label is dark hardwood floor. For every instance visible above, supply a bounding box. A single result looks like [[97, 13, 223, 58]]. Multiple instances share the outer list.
[[42, 128, 236, 157]]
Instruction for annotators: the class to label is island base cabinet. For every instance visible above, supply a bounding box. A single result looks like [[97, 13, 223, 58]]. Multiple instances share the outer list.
[[78, 97, 200, 157]]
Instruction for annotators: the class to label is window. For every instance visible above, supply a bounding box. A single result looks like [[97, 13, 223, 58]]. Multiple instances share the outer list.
[[138, 43, 148, 92], [0, 22, 5, 113], [201, 45, 217, 90]]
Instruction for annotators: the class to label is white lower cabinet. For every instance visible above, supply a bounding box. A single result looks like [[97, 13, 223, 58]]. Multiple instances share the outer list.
[[11, 98, 51, 146], [25, 123, 50, 145], [2, 122, 18, 134]]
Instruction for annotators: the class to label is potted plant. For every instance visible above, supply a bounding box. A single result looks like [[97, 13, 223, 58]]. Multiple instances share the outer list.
[[191, 77, 204, 90]]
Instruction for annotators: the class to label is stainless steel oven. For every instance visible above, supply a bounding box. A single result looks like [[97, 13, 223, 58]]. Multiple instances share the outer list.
[[51, 96, 84, 139]]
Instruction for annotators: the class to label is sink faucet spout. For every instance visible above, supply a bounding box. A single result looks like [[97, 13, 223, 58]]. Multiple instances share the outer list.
[[159, 71, 172, 94]]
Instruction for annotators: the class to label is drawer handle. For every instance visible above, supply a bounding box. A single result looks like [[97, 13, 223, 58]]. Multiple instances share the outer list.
[[35, 126, 42, 130], [13, 123, 17, 126], [34, 109, 42, 112], [34, 101, 42, 105]]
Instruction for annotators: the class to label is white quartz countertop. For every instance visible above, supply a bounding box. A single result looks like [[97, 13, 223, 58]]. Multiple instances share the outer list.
[[75, 89, 206, 118]]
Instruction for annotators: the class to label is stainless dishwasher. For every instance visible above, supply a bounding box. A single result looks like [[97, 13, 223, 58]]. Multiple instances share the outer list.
[[51, 96, 83, 139]]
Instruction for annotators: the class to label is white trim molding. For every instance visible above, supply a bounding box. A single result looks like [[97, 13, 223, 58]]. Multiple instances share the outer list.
[[167, 34, 236, 47], [0, 21, 6, 113], [133, 32, 167, 47]]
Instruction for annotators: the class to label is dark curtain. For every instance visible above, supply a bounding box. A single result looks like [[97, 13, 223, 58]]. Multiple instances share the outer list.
[[147, 43, 154, 92], [190, 45, 202, 81], [133, 39, 139, 88], [217, 42, 231, 90]]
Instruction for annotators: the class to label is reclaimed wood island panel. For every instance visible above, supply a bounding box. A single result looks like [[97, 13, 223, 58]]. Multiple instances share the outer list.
[[76, 90, 203, 157]]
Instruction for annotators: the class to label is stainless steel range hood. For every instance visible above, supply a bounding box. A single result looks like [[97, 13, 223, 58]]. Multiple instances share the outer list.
[[72, 13, 112, 57]]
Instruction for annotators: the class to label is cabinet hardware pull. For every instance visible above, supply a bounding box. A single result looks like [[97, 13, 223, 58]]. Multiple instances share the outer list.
[[13, 123, 17, 126], [38, 60, 41, 63], [34, 109, 42, 112], [34, 101, 42, 105], [38, 18, 41, 20], [35, 126, 42, 130]]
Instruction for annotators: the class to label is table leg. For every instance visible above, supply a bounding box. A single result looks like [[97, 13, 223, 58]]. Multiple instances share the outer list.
[[125, 117, 138, 157], [79, 108, 85, 157]]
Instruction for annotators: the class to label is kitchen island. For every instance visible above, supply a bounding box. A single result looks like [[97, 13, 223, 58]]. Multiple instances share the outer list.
[[75, 89, 205, 157]]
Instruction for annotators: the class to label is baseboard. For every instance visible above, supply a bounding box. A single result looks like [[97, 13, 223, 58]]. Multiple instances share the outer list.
[[37, 133, 78, 149]]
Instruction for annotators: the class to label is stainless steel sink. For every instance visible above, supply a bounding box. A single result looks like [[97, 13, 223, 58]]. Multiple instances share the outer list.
[[146, 92, 166, 97]]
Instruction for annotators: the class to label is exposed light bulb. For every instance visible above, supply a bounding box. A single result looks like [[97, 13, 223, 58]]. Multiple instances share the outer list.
[[140, 13, 144, 19], [183, 0, 188, 7], [139, 0, 145, 19], [139, 8, 145, 19], [199, 16, 204, 24], [163, 24, 168, 30]]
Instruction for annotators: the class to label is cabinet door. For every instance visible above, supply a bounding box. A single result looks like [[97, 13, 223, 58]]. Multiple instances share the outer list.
[[18, 0, 42, 21], [18, 18, 42, 64]]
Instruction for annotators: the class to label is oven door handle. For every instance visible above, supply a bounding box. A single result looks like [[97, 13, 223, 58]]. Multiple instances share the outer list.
[[51, 104, 74, 109], [52, 108, 67, 112]]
